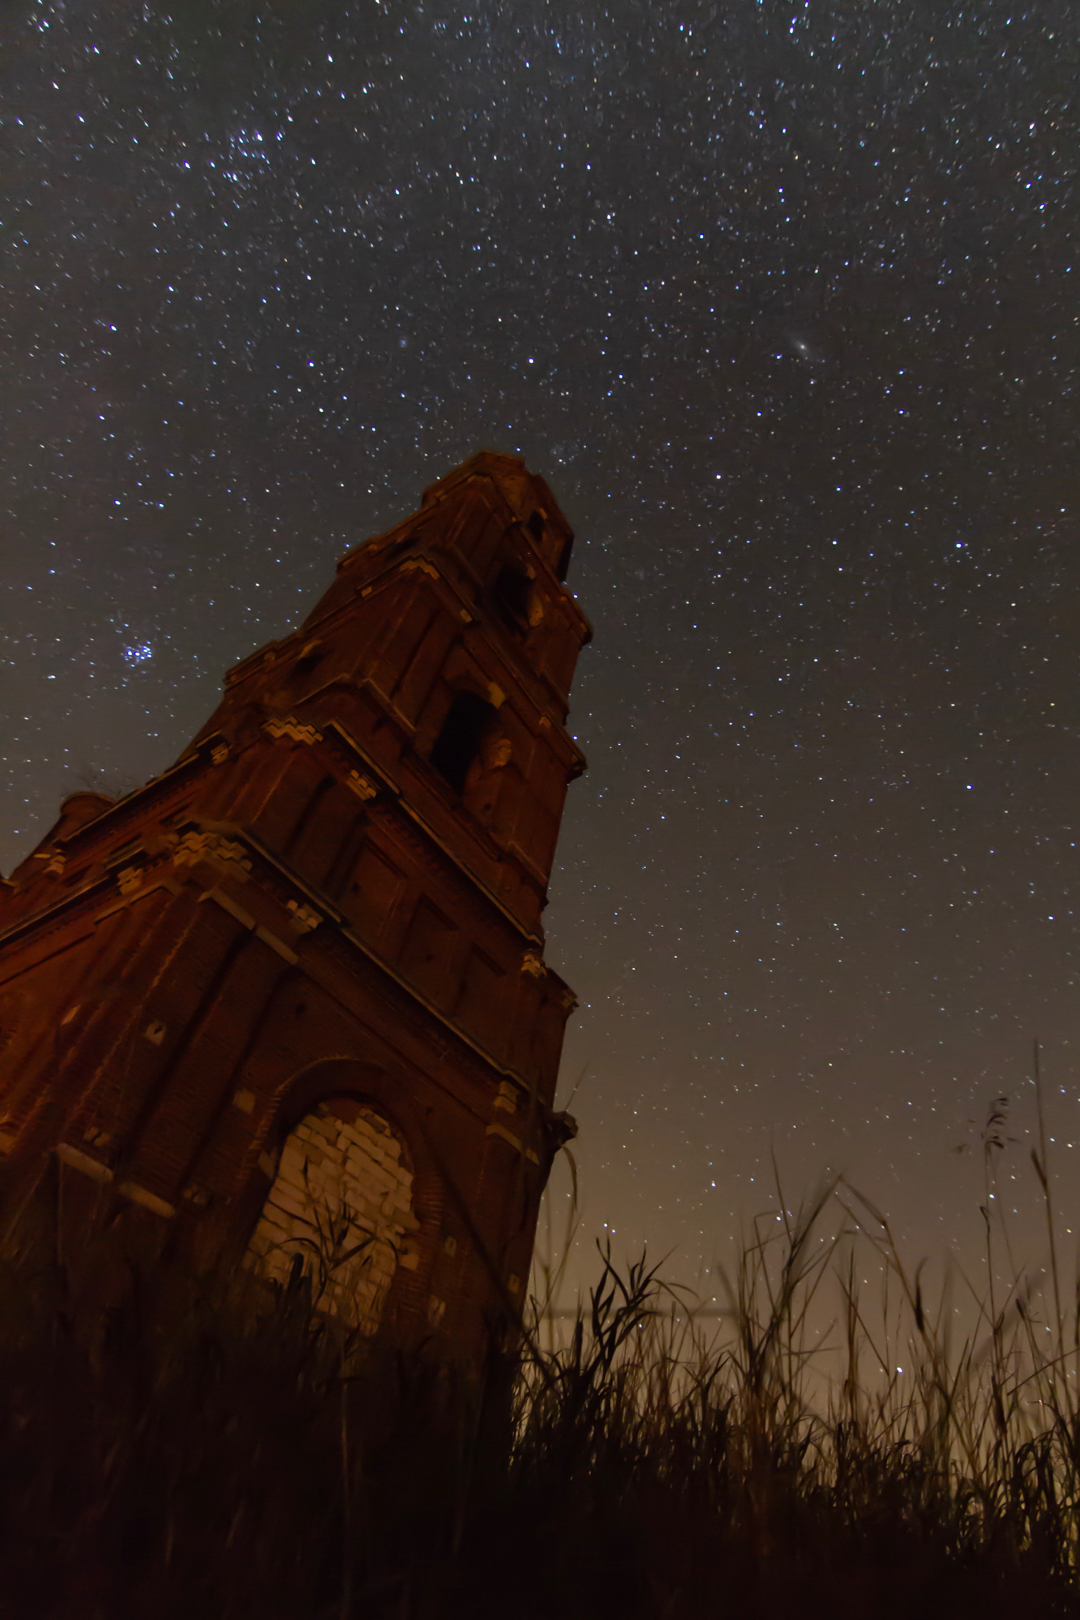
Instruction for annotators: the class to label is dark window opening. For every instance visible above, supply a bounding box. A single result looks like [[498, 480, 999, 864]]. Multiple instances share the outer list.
[[492, 561, 531, 632], [527, 510, 545, 542], [294, 640, 324, 677], [429, 692, 496, 796]]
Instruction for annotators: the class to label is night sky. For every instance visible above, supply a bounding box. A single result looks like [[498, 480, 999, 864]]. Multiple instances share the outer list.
[[4, 1, 1079, 1295]]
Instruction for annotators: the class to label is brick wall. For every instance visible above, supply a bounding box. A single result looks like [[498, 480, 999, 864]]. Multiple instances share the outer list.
[[245, 1098, 418, 1334]]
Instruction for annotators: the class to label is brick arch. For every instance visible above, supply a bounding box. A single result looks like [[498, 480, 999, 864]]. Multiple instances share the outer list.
[[417, 654, 499, 757], [429, 690, 499, 797], [238, 1057, 445, 1338], [266, 1058, 441, 1214]]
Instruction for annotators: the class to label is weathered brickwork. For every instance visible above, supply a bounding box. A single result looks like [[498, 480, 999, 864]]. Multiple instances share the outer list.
[[247, 1099, 418, 1335], [0, 453, 589, 1369]]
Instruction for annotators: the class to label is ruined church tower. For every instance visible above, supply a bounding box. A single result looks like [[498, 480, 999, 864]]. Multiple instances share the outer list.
[[0, 453, 590, 1365]]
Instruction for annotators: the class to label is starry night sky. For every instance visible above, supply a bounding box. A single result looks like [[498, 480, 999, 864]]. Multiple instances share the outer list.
[[4, 0, 1079, 1291]]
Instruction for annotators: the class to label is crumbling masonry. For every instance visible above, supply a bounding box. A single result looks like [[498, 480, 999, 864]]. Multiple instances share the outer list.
[[0, 453, 590, 1367]]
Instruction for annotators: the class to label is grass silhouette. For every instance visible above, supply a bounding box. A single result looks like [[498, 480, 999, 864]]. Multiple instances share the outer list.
[[1, 1067, 1079, 1617]]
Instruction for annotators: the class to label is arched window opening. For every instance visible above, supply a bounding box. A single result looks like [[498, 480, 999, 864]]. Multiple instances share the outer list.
[[429, 691, 496, 796], [492, 560, 532, 633], [293, 639, 325, 677], [246, 1098, 417, 1335]]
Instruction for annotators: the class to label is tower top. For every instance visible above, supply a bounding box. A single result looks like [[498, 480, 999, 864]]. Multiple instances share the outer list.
[[420, 451, 574, 578]]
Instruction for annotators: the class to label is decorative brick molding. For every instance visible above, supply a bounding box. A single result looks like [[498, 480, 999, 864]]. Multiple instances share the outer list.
[[346, 770, 378, 802], [55, 1143, 176, 1219], [494, 1080, 518, 1114], [286, 900, 321, 935], [485, 1120, 541, 1165], [263, 716, 323, 747], [56, 1141, 113, 1184], [172, 830, 252, 876]]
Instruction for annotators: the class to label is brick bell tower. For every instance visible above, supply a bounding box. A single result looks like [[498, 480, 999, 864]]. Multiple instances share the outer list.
[[0, 452, 590, 1366]]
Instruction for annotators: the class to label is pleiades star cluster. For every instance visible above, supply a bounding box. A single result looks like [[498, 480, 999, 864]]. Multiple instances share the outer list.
[[3, 0, 1078, 1293]]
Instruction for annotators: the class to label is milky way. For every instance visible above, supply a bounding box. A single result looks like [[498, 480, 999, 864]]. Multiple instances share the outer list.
[[3, 0, 1079, 1293]]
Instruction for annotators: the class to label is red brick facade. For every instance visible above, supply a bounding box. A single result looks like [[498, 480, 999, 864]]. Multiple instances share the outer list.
[[0, 453, 590, 1366]]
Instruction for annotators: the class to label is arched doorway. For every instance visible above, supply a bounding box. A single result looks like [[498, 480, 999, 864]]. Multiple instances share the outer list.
[[245, 1096, 417, 1335]]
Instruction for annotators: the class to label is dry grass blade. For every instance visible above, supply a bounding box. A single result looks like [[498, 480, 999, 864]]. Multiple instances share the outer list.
[[0, 1136, 1077, 1616]]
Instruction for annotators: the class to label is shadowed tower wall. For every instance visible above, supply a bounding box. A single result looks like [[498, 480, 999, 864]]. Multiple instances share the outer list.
[[0, 452, 590, 1366]]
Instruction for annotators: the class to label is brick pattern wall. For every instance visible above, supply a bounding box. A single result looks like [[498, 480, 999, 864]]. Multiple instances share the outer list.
[[245, 1099, 417, 1335]]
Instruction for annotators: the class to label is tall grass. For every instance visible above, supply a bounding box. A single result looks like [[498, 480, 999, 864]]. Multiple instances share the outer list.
[[2, 1108, 1080, 1617], [515, 1171, 1080, 1620]]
